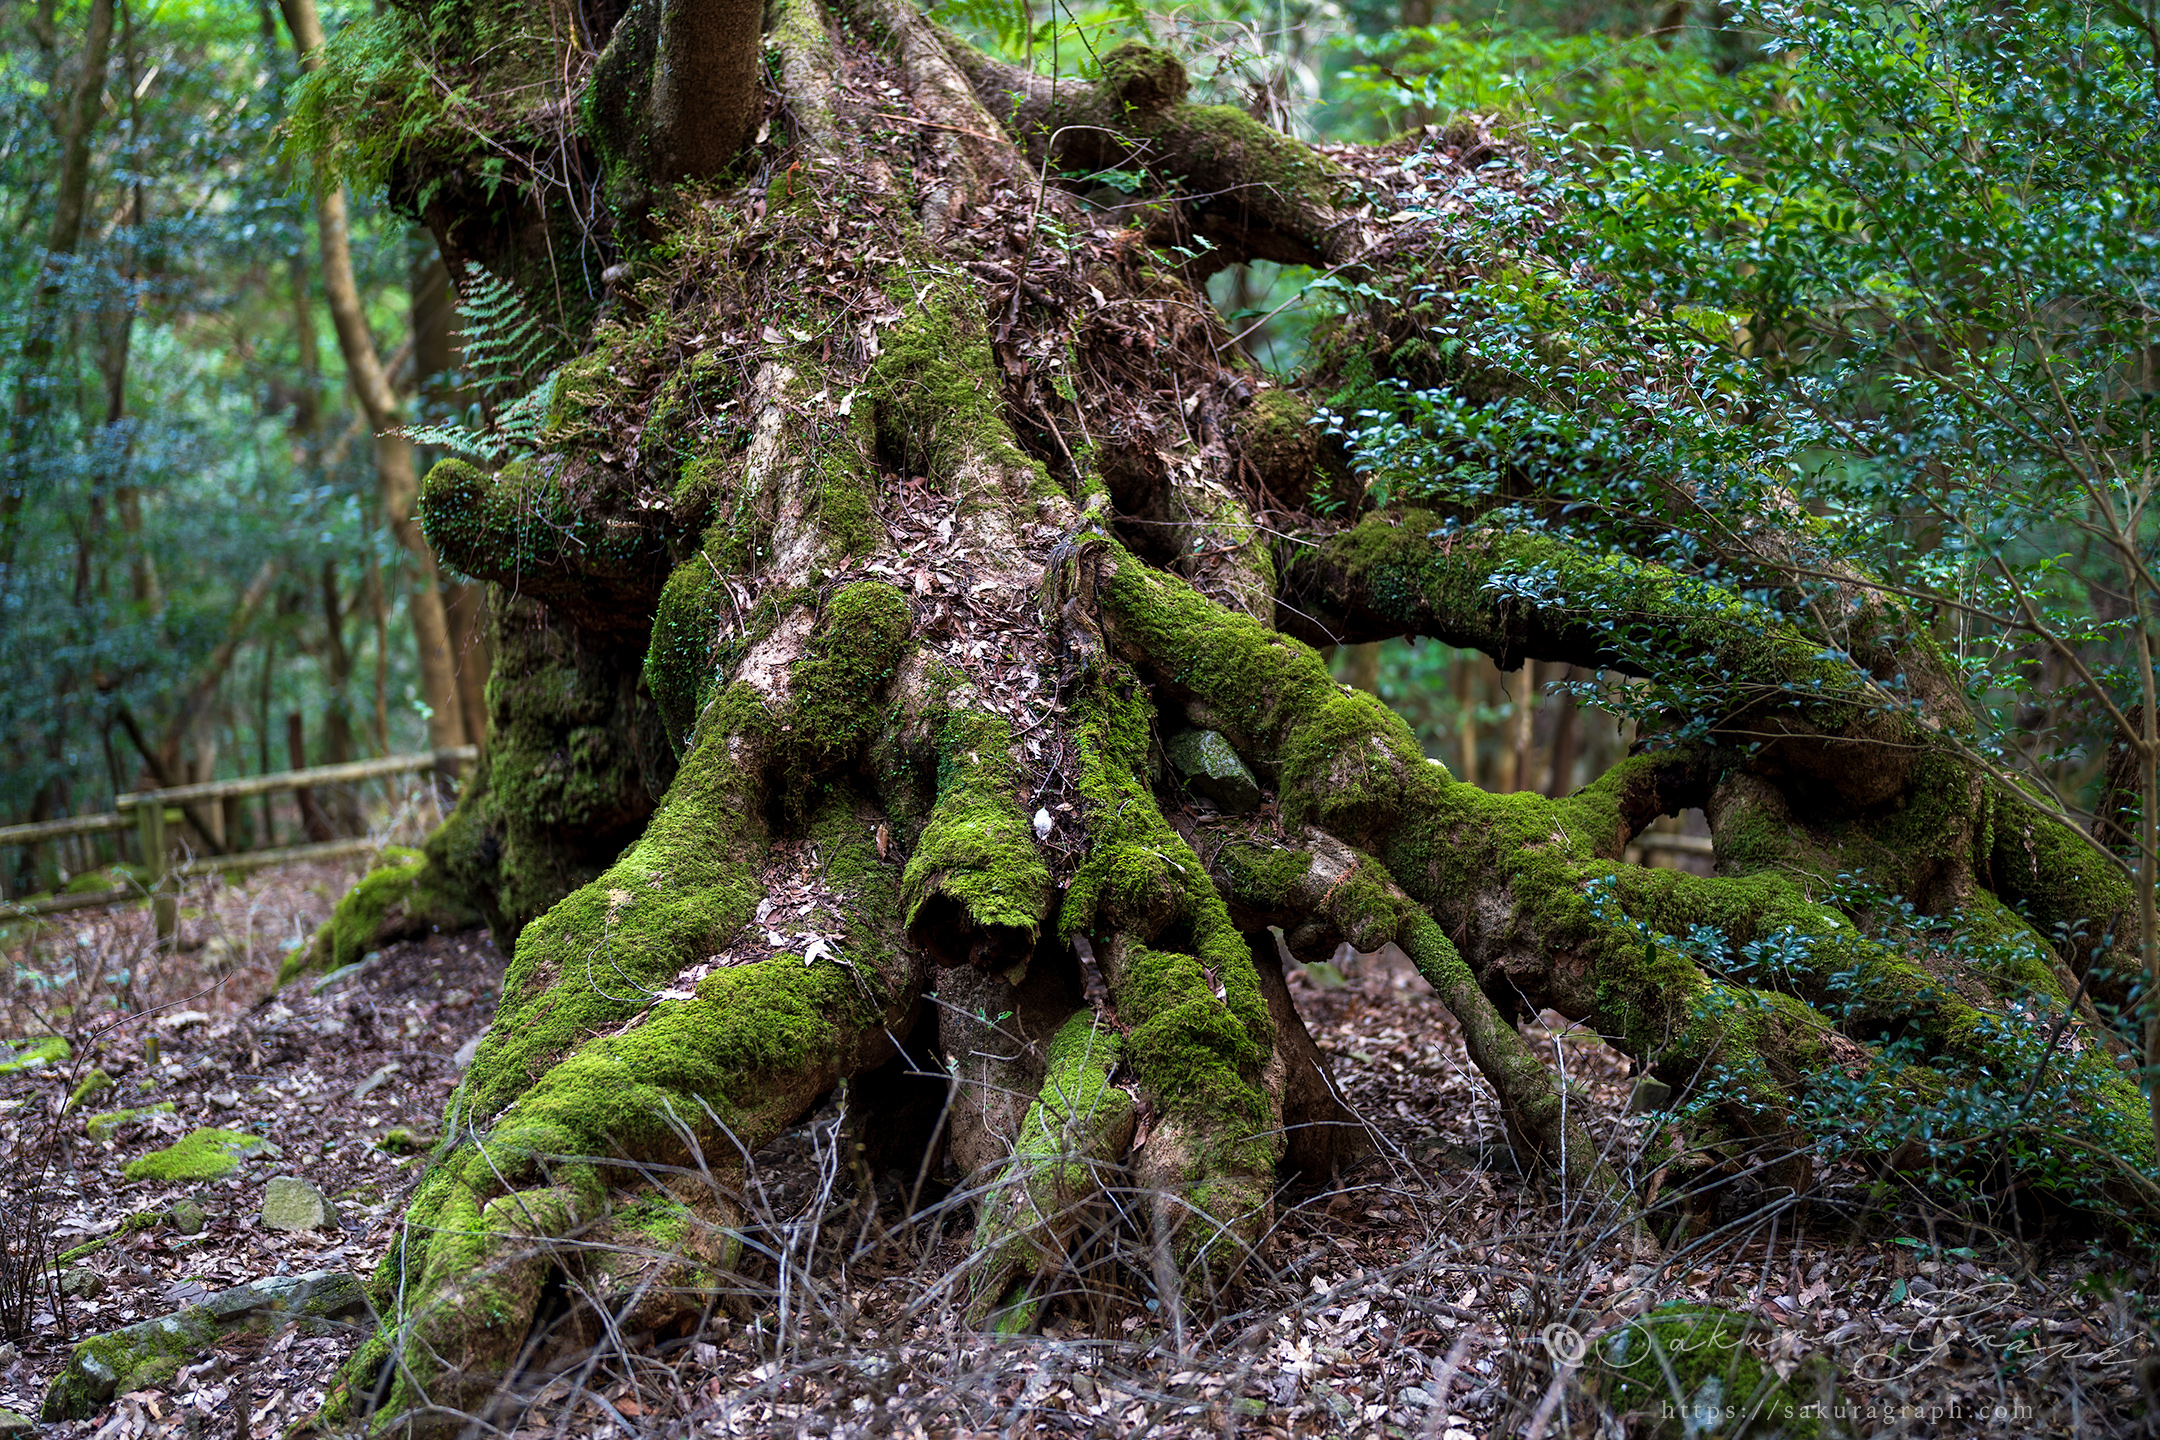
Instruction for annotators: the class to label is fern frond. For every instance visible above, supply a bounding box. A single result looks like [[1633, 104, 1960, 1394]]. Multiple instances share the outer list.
[[395, 267, 566, 465]]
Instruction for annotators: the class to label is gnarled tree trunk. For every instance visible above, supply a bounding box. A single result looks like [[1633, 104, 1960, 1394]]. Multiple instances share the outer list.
[[292, 0, 2155, 1428]]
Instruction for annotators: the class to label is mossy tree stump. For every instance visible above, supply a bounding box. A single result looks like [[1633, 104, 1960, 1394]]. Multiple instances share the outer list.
[[293, 0, 2157, 1428]]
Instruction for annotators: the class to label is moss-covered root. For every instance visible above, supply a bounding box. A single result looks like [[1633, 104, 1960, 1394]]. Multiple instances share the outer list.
[[1051, 597, 1280, 1295], [900, 707, 1053, 971], [326, 596, 925, 1432], [326, 939, 916, 1430], [965, 1013, 1136, 1333], [278, 846, 481, 986], [1212, 831, 1622, 1201], [841, 0, 1023, 240], [768, 0, 850, 158]]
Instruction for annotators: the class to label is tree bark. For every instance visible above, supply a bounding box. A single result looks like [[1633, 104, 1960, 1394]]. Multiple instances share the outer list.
[[283, 3, 2160, 1428]]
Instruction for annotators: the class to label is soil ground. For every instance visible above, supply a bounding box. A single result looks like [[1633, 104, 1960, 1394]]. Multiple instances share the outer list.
[[2, 861, 2153, 1438]]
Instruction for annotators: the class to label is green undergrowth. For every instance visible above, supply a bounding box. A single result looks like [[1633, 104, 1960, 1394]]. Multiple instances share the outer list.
[[280, 846, 482, 985], [1590, 1304, 1841, 1438]]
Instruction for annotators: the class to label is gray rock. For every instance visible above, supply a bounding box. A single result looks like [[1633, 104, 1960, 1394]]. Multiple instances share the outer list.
[[0, 1341, 18, 1368], [1628, 1077, 1674, 1114], [168, 1198, 206, 1235], [41, 1269, 366, 1419], [260, 1175, 338, 1232], [59, 1268, 104, 1299], [1164, 729, 1263, 813], [0, 1407, 30, 1435]]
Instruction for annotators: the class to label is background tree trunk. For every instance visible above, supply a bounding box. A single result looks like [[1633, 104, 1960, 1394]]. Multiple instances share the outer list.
[[278, 0, 466, 752]]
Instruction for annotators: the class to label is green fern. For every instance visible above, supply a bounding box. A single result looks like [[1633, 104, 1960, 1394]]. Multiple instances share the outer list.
[[398, 266, 566, 464]]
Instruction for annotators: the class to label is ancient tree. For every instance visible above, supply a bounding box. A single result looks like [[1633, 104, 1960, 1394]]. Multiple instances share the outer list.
[[287, 0, 2157, 1426]]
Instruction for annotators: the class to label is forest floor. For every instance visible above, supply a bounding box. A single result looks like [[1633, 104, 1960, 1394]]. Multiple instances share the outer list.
[[1, 860, 2153, 1438]]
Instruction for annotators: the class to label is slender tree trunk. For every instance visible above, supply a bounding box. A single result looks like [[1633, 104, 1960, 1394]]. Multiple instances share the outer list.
[[367, 549, 389, 754], [256, 634, 277, 848], [444, 581, 490, 747], [1545, 667, 1580, 798], [289, 711, 332, 842], [1455, 652, 1479, 787], [278, 0, 466, 751], [320, 559, 363, 832], [413, 246, 491, 748], [2, 0, 115, 597]]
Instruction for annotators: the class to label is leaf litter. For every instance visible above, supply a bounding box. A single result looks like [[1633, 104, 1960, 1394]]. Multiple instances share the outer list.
[[2, 874, 2154, 1437]]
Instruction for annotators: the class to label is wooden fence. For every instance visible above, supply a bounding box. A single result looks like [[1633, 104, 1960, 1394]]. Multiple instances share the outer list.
[[0, 747, 477, 942]]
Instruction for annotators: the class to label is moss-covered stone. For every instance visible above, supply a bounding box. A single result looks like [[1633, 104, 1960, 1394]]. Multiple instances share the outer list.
[[41, 1269, 365, 1420], [66, 1067, 113, 1111], [85, 1102, 174, 1142], [124, 1128, 270, 1184], [0, 1034, 67, 1075], [1165, 728, 1263, 813]]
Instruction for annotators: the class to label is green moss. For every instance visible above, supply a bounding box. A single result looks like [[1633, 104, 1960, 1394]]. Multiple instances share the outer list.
[[816, 445, 877, 556], [0, 1034, 67, 1075], [420, 456, 669, 589], [1985, 781, 2138, 989], [865, 282, 1047, 501], [65, 1067, 112, 1111], [85, 1102, 174, 1141], [39, 1305, 222, 1419], [474, 590, 673, 943], [645, 543, 737, 746], [544, 349, 616, 442], [1054, 620, 1279, 1210], [969, 1016, 1134, 1331], [279, 846, 482, 985], [1092, 538, 2159, 1189], [1232, 387, 1353, 511], [124, 1127, 269, 1183], [1592, 1305, 1839, 1437], [901, 708, 1052, 949], [781, 581, 913, 779], [1210, 841, 1309, 909]]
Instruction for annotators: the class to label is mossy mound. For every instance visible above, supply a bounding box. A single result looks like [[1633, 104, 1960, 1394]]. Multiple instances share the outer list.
[[66, 1067, 113, 1110], [1589, 1304, 1844, 1437], [85, 1102, 174, 1142], [279, 846, 483, 986], [123, 1127, 271, 1184], [0, 1034, 68, 1075]]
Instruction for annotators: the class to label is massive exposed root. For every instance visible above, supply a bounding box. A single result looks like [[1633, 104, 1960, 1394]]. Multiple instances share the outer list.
[[295, 0, 2160, 1429]]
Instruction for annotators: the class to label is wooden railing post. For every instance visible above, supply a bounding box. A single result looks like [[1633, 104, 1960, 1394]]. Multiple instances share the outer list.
[[4, 745, 477, 924], [136, 799, 175, 948]]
